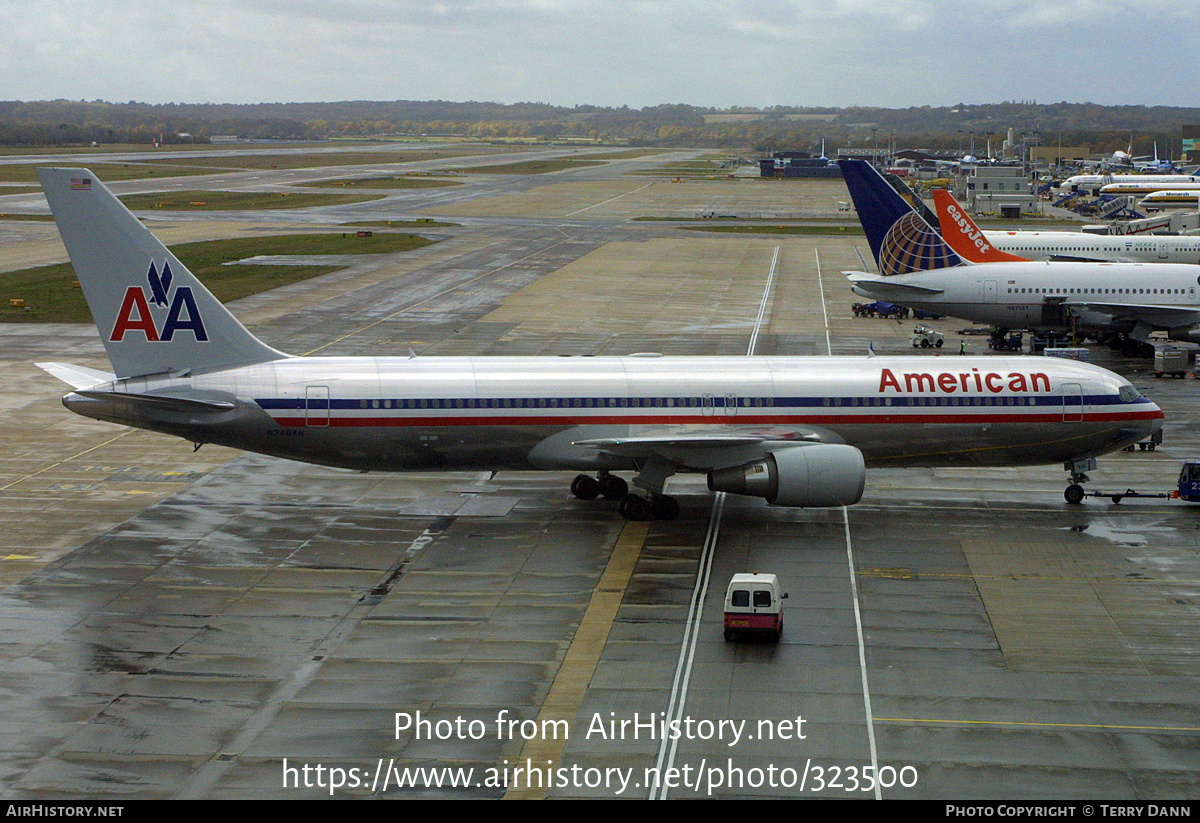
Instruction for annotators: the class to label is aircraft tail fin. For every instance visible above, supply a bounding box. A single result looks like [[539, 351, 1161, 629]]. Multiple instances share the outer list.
[[37, 168, 286, 379], [837, 159, 964, 276], [931, 189, 1029, 263]]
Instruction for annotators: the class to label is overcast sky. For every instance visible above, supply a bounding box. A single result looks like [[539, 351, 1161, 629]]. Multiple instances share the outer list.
[[5, 0, 1197, 109]]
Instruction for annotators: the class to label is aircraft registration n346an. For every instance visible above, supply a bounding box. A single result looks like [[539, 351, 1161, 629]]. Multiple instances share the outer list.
[[36, 168, 1162, 516]]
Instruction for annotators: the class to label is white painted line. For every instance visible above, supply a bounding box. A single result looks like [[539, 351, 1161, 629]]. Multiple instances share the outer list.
[[651, 245, 778, 799], [565, 182, 655, 216], [747, 245, 780, 356], [815, 248, 832, 355], [821, 244, 881, 799], [649, 492, 724, 800], [843, 509, 882, 800]]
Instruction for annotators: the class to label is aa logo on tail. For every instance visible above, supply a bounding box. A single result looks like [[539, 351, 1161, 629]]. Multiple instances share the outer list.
[[110, 262, 209, 342]]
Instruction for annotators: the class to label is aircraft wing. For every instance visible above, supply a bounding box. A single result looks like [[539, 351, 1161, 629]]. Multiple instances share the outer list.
[[35, 362, 116, 389], [1047, 254, 1134, 264], [573, 427, 840, 470], [1067, 301, 1200, 330]]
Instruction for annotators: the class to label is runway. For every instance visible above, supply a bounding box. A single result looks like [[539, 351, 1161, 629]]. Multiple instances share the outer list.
[[1, 143, 1198, 799]]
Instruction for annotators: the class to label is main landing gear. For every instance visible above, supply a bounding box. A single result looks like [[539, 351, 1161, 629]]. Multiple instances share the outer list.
[[570, 465, 682, 521], [1063, 457, 1097, 505], [617, 492, 680, 522], [570, 472, 627, 501]]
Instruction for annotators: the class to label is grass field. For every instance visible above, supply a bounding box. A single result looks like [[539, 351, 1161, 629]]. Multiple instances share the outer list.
[[117, 190, 385, 211], [0, 142, 378, 157], [299, 175, 462, 190], [131, 146, 524, 174], [0, 144, 531, 184], [0, 232, 436, 323], [0, 162, 224, 184], [453, 157, 608, 175], [342, 218, 459, 228], [683, 224, 864, 236]]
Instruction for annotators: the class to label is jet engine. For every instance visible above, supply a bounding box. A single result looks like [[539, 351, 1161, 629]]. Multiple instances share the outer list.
[[707, 444, 866, 507]]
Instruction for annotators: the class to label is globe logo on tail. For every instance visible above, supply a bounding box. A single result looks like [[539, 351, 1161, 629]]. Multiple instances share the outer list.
[[878, 212, 961, 277]]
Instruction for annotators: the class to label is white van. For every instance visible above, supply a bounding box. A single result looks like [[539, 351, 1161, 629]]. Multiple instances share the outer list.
[[723, 573, 787, 642]]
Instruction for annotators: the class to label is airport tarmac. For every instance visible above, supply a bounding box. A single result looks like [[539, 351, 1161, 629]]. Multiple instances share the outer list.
[[1, 145, 1199, 799]]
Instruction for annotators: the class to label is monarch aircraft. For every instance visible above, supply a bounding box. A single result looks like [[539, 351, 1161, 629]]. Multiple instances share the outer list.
[[36, 168, 1162, 514], [841, 159, 1200, 357]]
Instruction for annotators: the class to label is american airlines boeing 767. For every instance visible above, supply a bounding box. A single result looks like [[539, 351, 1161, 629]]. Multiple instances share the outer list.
[[35, 168, 1162, 515]]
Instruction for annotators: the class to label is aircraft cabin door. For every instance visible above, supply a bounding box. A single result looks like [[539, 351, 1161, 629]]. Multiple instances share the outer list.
[[306, 386, 330, 427], [1042, 297, 1068, 327], [983, 280, 998, 303], [1062, 382, 1083, 423], [1158, 241, 1169, 260], [701, 394, 715, 417]]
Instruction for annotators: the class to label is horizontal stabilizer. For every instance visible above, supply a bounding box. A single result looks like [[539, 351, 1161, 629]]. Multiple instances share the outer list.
[[75, 390, 237, 413], [845, 272, 944, 295], [35, 362, 116, 389]]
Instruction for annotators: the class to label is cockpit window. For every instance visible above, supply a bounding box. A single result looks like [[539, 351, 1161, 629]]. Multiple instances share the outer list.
[[1118, 385, 1139, 403]]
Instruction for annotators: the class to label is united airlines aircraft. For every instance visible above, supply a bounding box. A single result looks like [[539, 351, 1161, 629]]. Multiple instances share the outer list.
[[36, 168, 1162, 514], [841, 160, 1200, 356]]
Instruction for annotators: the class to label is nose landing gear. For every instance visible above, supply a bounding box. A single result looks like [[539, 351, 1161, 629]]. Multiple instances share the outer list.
[[1063, 458, 1097, 505]]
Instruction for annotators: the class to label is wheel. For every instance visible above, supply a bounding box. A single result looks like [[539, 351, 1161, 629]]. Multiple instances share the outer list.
[[912, 342, 919, 348], [618, 493, 651, 521], [920, 339, 930, 348], [650, 495, 680, 521], [935, 339, 944, 348], [598, 474, 628, 500], [723, 630, 734, 642], [1064, 484, 1085, 505], [570, 474, 600, 500], [1148, 443, 1156, 451]]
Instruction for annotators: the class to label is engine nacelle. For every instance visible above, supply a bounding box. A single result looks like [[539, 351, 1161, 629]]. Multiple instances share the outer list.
[[707, 444, 866, 507], [1167, 327, 1200, 344]]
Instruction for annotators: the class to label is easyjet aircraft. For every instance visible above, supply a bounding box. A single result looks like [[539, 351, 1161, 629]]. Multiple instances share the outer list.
[[932, 188, 1200, 265]]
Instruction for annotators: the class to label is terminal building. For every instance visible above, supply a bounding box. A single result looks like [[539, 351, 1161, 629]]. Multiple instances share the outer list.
[[967, 166, 1037, 215], [758, 151, 842, 178]]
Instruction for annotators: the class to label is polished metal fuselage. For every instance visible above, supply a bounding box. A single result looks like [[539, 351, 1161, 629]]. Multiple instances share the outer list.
[[63, 355, 1162, 475]]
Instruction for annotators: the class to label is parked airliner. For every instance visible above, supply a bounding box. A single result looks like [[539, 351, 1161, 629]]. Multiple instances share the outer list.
[[881, 168, 1200, 265], [1060, 173, 1200, 192], [841, 160, 1200, 355], [1100, 181, 1200, 196], [930, 189, 1200, 265], [36, 168, 1162, 514]]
